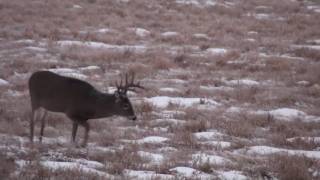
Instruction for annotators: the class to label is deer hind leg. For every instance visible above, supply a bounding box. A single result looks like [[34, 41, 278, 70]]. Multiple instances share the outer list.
[[71, 121, 78, 144], [30, 99, 39, 143], [30, 109, 36, 143], [39, 110, 48, 143]]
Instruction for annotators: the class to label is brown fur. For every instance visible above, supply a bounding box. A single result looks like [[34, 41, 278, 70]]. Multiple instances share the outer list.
[[29, 71, 137, 147]]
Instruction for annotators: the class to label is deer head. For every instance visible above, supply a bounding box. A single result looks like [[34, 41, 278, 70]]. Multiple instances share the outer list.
[[114, 73, 144, 120]]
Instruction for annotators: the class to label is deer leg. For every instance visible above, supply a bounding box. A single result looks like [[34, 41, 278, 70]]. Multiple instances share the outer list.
[[39, 111, 48, 143], [30, 110, 36, 143], [79, 121, 90, 147], [71, 122, 78, 144]]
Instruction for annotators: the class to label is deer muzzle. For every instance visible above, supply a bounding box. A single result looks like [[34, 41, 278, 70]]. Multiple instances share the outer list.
[[129, 115, 137, 121]]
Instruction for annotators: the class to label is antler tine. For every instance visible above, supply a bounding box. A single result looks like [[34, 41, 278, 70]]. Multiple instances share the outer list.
[[137, 81, 145, 89], [131, 72, 135, 85], [123, 73, 128, 93], [131, 80, 145, 90], [125, 73, 129, 86], [115, 80, 119, 89], [120, 74, 123, 88], [118, 72, 145, 93]]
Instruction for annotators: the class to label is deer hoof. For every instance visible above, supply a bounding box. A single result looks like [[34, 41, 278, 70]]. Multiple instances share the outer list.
[[80, 142, 87, 148]]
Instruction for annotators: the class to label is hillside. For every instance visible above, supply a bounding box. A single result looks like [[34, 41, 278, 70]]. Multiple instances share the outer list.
[[0, 0, 320, 179]]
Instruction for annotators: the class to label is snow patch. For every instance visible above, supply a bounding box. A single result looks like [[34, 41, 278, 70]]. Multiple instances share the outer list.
[[252, 108, 320, 123], [0, 78, 9, 86], [159, 87, 180, 93], [292, 44, 320, 50], [217, 170, 248, 180], [269, 108, 306, 121], [57, 40, 147, 53], [48, 68, 87, 79], [254, 13, 271, 20], [96, 28, 112, 33], [79, 66, 101, 71], [226, 106, 243, 114], [124, 169, 174, 180], [169, 78, 187, 84], [176, 0, 217, 7], [206, 48, 228, 55], [161, 31, 179, 37], [131, 28, 151, 37], [4, 90, 23, 97], [194, 130, 225, 141], [245, 38, 256, 42], [16, 160, 112, 178], [25, 46, 47, 52], [307, 5, 320, 13], [72, 4, 82, 9], [73, 159, 105, 169], [128, 136, 169, 144], [156, 110, 186, 118], [200, 85, 233, 91], [170, 166, 198, 177], [248, 31, 258, 35], [307, 39, 320, 44], [170, 166, 212, 179], [138, 151, 164, 165], [241, 146, 320, 159], [287, 137, 320, 144], [192, 153, 231, 166], [193, 33, 210, 39], [158, 146, 178, 153], [199, 141, 232, 149], [15, 39, 35, 44], [225, 79, 260, 86], [145, 96, 219, 108], [296, 80, 310, 86]]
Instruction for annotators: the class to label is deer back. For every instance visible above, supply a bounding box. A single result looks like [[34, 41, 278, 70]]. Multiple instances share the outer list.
[[29, 71, 98, 113]]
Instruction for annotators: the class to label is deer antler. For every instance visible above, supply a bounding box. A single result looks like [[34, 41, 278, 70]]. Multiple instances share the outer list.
[[116, 73, 144, 94]]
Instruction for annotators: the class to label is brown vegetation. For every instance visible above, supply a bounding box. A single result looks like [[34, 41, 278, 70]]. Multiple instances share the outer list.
[[0, 0, 319, 179]]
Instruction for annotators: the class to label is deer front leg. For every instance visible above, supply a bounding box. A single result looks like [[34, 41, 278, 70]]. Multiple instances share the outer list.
[[79, 121, 90, 147], [30, 110, 35, 143], [39, 111, 47, 143]]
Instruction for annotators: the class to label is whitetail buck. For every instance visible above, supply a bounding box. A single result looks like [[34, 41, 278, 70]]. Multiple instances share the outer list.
[[28, 71, 144, 147]]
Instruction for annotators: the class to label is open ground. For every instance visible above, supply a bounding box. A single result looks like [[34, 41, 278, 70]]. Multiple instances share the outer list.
[[0, 0, 320, 179]]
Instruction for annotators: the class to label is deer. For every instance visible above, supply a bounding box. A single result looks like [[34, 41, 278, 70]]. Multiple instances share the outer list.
[[28, 70, 144, 147]]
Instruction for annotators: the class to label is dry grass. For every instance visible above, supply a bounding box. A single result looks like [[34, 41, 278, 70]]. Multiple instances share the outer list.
[[287, 137, 320, 151], [294, 48, 320, 61], [0, 0, 320, 179], [0, 151, 16, 179], [106, 145, 146, 175], [223, 119, 256, 139], [0, 95, 30, 136], [135, 101, 154, 121], [152, 57, 175, 70], [16, 162, 103, 180], [296, 62, 320, 85], [268, 120, 320, 148], [267, 154, 316, 180], [265, 57, 292, 72], [171, 129, 199, 150]]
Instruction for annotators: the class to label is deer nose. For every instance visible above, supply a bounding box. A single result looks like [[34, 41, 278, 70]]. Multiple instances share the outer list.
[[131, 116, 137, 121]]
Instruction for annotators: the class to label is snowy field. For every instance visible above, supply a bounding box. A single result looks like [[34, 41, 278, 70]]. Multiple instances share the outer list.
[[0, 0, 320, 179]]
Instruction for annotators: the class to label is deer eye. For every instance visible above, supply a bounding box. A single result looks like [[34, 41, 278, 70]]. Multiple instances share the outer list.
[[123, 104, 130, 109]]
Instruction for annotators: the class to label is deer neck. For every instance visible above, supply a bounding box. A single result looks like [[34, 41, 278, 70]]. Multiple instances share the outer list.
[[92, 92, 117, 119]]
